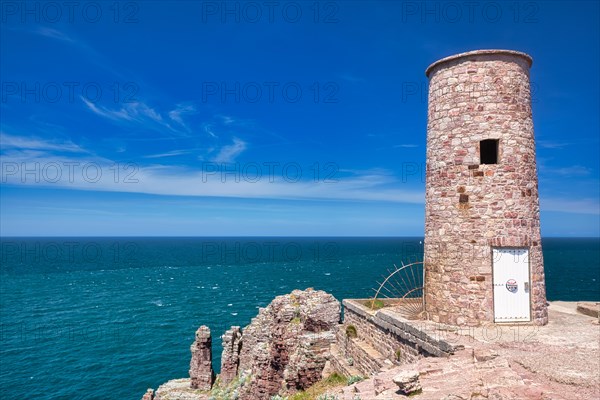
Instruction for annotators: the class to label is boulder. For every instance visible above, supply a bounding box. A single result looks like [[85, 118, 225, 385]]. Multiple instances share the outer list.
[[392, 370, 422, 395]]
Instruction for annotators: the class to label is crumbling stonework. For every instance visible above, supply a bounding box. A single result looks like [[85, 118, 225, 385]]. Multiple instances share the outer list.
[[219, 326, 242, 386], [189, 326, 214, 390], [423, 50, 548, 326], [237, 289, 340, 399]]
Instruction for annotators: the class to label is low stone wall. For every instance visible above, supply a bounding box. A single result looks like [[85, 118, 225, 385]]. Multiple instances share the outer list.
[[335, 299, 460, 376], [336, 329, 387, 376]]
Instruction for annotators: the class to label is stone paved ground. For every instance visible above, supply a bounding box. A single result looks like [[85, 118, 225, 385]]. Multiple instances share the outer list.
[[328, 302, 599, 399]]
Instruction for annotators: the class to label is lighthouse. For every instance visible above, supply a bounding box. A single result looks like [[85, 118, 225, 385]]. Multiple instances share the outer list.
[[423, 50, 548, 326]]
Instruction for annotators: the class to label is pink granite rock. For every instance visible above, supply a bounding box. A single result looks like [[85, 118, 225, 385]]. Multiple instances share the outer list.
[[220, 326, 242, 386], [237, 289, 340, 399], [189, 326, 214, 390], [392, 370, 421, 395]]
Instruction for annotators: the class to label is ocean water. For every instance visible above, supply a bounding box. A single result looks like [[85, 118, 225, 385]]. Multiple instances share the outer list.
[[0, 237, 598, 400]]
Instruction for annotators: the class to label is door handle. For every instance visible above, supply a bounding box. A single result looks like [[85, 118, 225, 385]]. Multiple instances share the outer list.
[[524, 282, 530, 293]]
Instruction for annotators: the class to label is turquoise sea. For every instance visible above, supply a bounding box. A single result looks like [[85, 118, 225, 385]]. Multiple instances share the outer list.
[[1, 237, 598, 400]]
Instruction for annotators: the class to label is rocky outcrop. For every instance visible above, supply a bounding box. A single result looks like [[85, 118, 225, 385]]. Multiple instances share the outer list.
[[141, 289, 340, 400], [152, 379, 210, 400], [189, 326, 214, 390], [236, 288, 340, 399], [219, 326, 242, 386]]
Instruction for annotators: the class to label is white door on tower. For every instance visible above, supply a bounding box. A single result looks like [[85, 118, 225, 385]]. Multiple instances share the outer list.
[[492, 248, 531, 322]]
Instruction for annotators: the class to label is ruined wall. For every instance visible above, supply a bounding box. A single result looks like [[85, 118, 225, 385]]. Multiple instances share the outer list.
[[423, 50, 548, 326]]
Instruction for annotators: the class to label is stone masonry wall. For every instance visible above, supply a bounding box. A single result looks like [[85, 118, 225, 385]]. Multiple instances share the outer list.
[[424, 50, 548, 326], [335, 300, 457, 377], [342, 308, 421, 365]]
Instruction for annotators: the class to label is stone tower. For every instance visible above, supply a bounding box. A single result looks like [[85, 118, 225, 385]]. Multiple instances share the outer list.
[[423, 50, 548, 326]]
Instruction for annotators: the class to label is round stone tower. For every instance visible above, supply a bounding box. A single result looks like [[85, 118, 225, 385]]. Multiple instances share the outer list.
[[423, 50, 548, 326]]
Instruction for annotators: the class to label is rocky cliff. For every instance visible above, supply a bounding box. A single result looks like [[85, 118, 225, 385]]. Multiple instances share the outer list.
[[142, 288, 340, 400], [236, 288, 340, 398], [140, 295, 599, 400]]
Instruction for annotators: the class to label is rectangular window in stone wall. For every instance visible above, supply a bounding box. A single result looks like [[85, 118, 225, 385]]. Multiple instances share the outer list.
[[480, 139, 499, 164]]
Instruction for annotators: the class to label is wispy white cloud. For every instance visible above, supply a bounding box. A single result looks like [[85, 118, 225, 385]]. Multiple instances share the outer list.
[[35, 27, 76, 43], [540, 164, 592, 177], [553, 165, 592, 176], [82, 101, 251, 162], [86, 99, 161, 123], [0, 148, 424, 204], [144, 149, 191, 159], [538, 140, 570, 149], [210, 138, 247, 163], [81, 97, 196, 137], [0, 132, 85, 153], [541, 197, 599, 215], [203, 123, 218, 138], [168, 104, 196, 127], [6, 143, 597, 214], [218, 115, 235, 125], [393, 144, 419, 148], [81, 98, 136, 122]]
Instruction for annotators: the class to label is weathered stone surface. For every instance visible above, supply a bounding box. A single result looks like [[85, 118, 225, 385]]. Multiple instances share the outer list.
[[336, 299, 459, 377], [392, 370, 421, 395], [141, 388, 154, 400], [328, 302, 599, 399], [237, 288, 340, 399], [142, 300, 597, 400], [423, 49, 548, 326], [473, 348, 497, 362], [152, 379, 210, 400], [220, 326, 242, 386], [576, 302, 599, 319], [189, 326, 214, 390]]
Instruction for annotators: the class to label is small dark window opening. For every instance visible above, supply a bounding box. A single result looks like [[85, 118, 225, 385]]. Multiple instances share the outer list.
[[480, 139, 499, 164]]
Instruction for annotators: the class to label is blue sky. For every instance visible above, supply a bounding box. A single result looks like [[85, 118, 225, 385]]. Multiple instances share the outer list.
[[1, 0, 598, 236]]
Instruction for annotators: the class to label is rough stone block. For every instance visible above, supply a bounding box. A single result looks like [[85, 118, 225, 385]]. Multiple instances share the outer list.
[[392, 370, 422, 395]]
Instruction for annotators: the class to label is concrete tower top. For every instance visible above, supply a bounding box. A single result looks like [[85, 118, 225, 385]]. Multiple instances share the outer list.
[[425, 49, 533, 78]]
